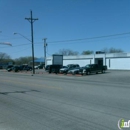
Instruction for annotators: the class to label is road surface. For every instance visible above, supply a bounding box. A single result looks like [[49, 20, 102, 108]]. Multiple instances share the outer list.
[[0, 70, 130, 130]]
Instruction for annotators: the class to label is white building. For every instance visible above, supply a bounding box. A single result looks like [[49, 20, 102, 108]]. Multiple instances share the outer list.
[[46, 53, 130, 70]]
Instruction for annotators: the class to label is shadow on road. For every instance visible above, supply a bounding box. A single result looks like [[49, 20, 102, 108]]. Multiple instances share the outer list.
[[0, 89, 40, 95]]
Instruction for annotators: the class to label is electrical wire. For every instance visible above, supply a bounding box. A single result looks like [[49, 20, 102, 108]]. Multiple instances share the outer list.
[[48, 32, 130, 44], [10, 47, 31, 54], [48, 35, 130, 46], [0, 32, 130, 49]]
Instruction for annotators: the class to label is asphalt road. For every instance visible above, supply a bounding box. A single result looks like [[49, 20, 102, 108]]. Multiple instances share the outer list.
[[0, 70, 130, 130]]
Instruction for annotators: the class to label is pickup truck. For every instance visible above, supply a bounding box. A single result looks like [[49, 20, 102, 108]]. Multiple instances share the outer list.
[[79, 64, 107, 75]]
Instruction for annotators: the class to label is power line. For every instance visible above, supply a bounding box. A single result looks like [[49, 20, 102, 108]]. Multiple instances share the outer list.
[[48, 32, 130, 44], [10, 47, 31, 54], [49, 35, 130, 46], [1, 32, 130, 49]]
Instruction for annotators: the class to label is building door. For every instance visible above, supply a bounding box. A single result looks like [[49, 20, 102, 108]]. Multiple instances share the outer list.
[[95, 58, 103, 66]]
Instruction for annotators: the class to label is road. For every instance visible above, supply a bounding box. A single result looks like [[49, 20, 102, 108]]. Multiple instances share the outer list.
[[0, 70, 130, 130]]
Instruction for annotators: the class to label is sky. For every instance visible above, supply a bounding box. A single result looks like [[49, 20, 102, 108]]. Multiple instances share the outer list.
[[0, 0, 130, 59]]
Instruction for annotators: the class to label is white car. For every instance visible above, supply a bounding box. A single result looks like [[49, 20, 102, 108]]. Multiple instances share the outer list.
[[67, 67, 81, 75], [34, 66, 38, 69]]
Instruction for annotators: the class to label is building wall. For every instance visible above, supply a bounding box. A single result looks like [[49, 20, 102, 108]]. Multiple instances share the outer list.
[[63, 59, 92, 67], [106, 58, 130, 70], [46, 53, 130, 70], [46, 58, 52, 65], [63, 55, 94, 66]]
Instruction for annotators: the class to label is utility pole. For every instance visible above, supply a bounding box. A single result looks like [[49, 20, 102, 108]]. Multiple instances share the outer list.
[[25, 10, 38, 75], [43, 38, 47, 67]]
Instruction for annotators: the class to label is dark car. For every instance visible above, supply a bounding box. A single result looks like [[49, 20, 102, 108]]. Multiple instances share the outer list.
[[10, 66, 20, 72], [19, 65, 28, 71], [79, 64, 107, 75], [35, 64, 44, 69], [6, 65, 14, 72], [6, 65, 14, 71], [46, 65, 63, 73], [45, 65, 51, 72], [0, 66, 3, 69], [23, 66, 32, 71]]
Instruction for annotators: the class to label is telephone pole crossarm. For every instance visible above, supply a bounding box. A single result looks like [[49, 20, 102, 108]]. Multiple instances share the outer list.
[[25, 18, 38, 23]]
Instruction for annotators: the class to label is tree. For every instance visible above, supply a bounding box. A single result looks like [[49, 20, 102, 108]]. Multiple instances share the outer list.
[[101, 47, 124, 53], [14, 56, 37, 65], [56, 49, 79, 56], [0, 52, 14, 66], [109, 47, 123, 53], [0, 52, 11, 62], [82, 50, 94, 55]]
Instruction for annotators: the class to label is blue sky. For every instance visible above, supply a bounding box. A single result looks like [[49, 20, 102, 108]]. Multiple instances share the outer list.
[[0, 0, 130, 59]]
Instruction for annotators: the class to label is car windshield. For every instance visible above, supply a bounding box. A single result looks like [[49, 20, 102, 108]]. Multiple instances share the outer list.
[[66, 65, 72, 68]]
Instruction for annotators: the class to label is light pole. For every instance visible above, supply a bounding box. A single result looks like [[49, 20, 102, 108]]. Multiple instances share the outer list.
[[25, 10, 38, 74], [14, 33, 31, 42], [0, 42, 12, 46]]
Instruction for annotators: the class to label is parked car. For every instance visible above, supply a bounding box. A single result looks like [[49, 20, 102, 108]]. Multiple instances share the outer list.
[[67, 67, 84, 75], [17, 65, 29, 71], [60, 64, 80, 74], [6, 65, 14, 70], [35, 64, 44, 69], [79, 64, 107, 75], [45, 65, 51, 72], [6, 65, 14, 72], [0, 66, 3, 69], [48, 65, 63, 73], [13, 66, 21, 72], [23, 66, 32, 71]]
